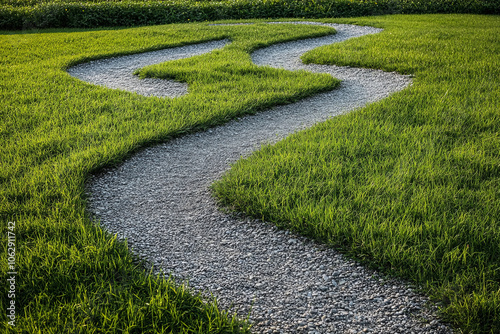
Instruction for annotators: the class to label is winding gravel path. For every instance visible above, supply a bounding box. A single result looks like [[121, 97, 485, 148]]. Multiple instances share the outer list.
[[79, 23, 454, 333], [68, 39, 229, 97]]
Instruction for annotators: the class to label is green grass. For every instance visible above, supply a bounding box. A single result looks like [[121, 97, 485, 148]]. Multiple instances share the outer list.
[[213, 14, 500, 333], [0, 22, 338, 332]]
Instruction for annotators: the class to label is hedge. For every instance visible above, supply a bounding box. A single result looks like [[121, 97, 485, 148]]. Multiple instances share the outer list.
[[1, 0, 499, 30]]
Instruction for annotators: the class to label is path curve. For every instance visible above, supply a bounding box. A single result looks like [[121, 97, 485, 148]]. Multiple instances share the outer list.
[[83, 23, 454, 333], [67, 39, 229, 97]]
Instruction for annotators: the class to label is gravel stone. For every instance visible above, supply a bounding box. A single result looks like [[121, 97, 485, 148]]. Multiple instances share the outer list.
[[75, 22, 454, 333]]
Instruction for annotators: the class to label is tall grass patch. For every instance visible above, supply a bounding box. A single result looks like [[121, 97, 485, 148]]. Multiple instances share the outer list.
[[213, 14, 500, 333]]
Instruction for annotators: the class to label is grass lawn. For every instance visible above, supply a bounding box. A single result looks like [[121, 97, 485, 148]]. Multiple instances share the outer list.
[[0, 22, 338, 332], [214, 14, 500, 333], [1, 13, 499, 334]]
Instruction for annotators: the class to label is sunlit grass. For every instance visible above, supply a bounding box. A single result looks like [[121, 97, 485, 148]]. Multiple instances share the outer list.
[[0, 21, 338, 332], [213, 14, 500, 333]]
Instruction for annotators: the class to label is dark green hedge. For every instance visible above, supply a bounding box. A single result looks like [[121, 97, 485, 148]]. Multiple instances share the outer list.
[[1, 0, 499, 30]]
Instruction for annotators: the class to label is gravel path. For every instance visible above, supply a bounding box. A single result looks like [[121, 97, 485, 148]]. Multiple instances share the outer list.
[[68, 39, 229, 97], [79, 22, 454, 333]]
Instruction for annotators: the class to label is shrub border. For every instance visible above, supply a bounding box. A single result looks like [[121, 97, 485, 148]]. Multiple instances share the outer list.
[[1, 0, 499, 30]]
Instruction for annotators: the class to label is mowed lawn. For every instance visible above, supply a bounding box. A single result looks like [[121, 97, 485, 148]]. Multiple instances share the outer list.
[[0, 22, 338, 333], [1, 13, 499, 334], [213, 14, 500, 333]]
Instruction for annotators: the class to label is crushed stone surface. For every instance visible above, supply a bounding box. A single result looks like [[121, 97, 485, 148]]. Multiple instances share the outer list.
[[67, 40, 229, 97], [79, 22, 454, 333]]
